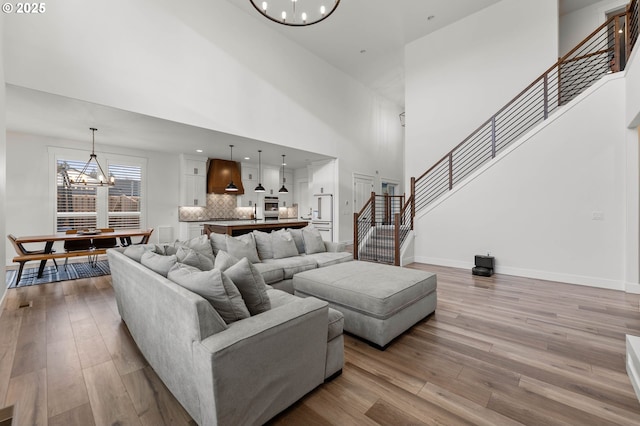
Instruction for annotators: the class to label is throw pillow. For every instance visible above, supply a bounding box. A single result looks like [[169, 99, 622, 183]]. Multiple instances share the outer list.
[[252, 230, 274, 260], [302, 227, 326, 254], [226, 234, 261, 263], [167, 264, 249, 324], [176, 234, 215, 261], [214, 250, 240, 272], [224, 257, 271, 315], [176, 246, 214, 271], [209, 232, 227, 255], [155, 244, 178, 256], [123, 244, 156, 262], [141, 251, 177, 277], [271, 230, 299, 259], [287, 228, 305, 254]]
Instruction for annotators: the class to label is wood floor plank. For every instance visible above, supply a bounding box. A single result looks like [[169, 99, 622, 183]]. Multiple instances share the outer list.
[[83, 360, 141, 426], [46, 339, 89, 417], [75, 334, 112, 370], [121, 365, 192, 426], [365, 398, 428, 425], [48, 402, 96, 426], [10, 320, 46, 378], [4, 368, 47, 426], [0, 310, 22, 404]]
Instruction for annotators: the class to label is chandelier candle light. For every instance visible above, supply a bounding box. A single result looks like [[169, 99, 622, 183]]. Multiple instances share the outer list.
[[250, 0, 340, 26], [70, 128, 115, 187]]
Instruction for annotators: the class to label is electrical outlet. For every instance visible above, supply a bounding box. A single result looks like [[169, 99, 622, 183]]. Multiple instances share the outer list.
[[592, 211, 604, 221]]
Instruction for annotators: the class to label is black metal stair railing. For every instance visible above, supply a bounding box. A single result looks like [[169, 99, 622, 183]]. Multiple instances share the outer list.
[[411, 3, 637, 215]]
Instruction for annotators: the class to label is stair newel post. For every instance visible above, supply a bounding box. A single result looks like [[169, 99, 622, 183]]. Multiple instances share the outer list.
[[370, 192, 376, 227], [410, 177, 416, 230], [394, 212, 401, 266], [353, 212, 359, 260], [384, 193, 390, 225]]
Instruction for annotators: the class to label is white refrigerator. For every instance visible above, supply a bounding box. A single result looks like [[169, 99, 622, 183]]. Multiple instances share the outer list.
[[312, 193, 333, 242]]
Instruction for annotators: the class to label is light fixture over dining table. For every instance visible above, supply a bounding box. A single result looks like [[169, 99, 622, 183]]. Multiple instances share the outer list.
[[249, 0, 340, 26], [69, 128, 115, 187]]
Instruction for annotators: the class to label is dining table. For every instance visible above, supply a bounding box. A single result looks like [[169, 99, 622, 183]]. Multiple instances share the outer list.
[[14, 228, 154, 278]]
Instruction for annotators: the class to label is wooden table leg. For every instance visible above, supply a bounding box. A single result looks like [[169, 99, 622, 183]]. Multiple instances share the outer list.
[[37, 241, 54, 278]]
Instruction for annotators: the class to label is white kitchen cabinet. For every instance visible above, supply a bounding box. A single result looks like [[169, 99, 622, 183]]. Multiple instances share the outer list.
[[179, 222, 204, 240], [180, 155, 207, 207], [263, 167, 280, 196], [238, 162, 259, 207], [310, 160, 335, 196]]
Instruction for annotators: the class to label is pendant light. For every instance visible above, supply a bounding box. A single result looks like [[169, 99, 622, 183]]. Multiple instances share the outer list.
[[225, 145, 239, 192], [69, 128, 115, 187], [254, 150, 265, 192], [278, 154, 288, 194]]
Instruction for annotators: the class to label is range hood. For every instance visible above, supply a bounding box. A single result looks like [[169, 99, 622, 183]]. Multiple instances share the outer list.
[[207, 159, 244, 194]]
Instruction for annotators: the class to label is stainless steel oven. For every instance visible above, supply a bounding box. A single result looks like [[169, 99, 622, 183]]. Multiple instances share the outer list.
[[264, 196, 279, 220]]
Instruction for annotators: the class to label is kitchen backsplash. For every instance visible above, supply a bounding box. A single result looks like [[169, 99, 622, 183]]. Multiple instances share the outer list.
[[179, 194, 298, 221]]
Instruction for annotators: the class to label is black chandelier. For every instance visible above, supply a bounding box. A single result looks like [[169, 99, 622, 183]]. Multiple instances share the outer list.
[[249, 0, 340, 27]]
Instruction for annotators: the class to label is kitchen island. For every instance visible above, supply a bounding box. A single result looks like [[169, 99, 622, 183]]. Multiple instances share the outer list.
[[203, 219, 309, 236]]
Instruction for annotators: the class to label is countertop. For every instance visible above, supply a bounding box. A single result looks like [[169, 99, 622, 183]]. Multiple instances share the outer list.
[[202, 219, 307, 226]]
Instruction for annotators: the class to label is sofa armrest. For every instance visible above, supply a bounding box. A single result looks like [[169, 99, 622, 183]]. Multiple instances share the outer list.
[[192, 297, 328, 425], [324, 241, 346, 252]]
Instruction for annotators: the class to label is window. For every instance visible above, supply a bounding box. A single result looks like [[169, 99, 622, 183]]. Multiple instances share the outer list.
[[54, 149, 145, 232]]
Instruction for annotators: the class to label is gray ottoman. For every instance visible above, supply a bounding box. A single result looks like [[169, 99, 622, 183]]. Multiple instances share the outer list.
[[293, 261, 437, 349]]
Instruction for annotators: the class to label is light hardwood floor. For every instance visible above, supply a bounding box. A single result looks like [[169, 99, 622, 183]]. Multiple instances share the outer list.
[[1, 263, 640, 425]]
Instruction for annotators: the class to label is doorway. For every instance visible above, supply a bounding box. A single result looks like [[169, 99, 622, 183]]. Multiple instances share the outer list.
[[353, 173, 374, 214]]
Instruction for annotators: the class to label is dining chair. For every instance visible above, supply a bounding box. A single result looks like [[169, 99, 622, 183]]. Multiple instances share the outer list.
[[63, 229, 94, 269], [93, 228, 119, 250]]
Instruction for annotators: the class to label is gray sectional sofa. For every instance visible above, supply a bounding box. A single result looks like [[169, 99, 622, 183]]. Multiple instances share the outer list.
[[107, 226, 350, 425]]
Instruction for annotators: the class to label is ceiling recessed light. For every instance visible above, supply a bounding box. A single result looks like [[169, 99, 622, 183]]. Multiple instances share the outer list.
[[196, 149, 203, 153], [427, 15, 435, 20], [244, 156, 251, 160]]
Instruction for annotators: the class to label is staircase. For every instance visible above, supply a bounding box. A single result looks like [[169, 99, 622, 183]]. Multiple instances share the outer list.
[[354, 0, 639, 266]]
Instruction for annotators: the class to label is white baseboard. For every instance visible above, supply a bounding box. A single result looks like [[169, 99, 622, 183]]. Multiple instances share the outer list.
[[626, 282, 640, 295], [627, 335, 640, 403], [414, 256, 625, 291]]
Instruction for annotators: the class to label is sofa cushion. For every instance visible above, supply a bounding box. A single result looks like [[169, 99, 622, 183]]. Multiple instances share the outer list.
[[327, 308, 344, 341], [141, 251, 177, 277], [272, 230, 299, 259], [267, 289, 342, 341], [123, 244, 156, 262], [263, 257, 317, 280], [253, 230, 274, 260], [176, 246, 214, 271], [287, 228, 306, 254], [252, 262, 285, 285], [176, 234, 215, 261], [155, 244, 178, 256], [168, 263, 250, 324], [209, 232, 227, 255], [302, 228, 326, 254], [226, 234, 261, 264], [214, 250, 240, 271], [305, 251, 353, 268], [224, 258, 271, 315]]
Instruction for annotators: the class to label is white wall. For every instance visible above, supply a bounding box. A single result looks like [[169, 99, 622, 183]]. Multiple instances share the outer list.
[[0, 13, 6, 304], [627, 46, 640, 127], [414, 77, 629, 290], [3, 0, 404, 244], [405, 0, 559, 181], [559, 0, 628, 56], [4, 132, 181, 265]]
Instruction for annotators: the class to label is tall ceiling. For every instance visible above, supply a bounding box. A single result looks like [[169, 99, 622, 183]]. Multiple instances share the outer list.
[[228, 0, 604, 108], [6, 0, 604, 164]]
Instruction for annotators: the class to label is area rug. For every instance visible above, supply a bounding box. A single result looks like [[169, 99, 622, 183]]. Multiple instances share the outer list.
[[6, 260, 111, 288]]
